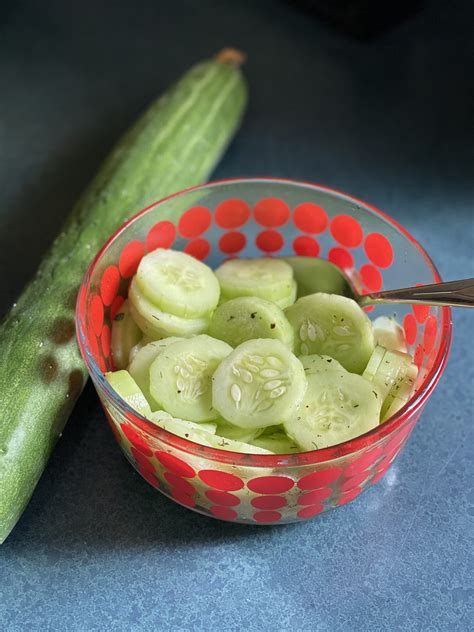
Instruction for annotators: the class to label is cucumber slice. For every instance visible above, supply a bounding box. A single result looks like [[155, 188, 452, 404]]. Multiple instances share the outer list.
[[363, 347, 417, 416], [136, 248, 220, 318], [212, 338, 307, 429], [363, 347, 418, 419], [148, 412, 217, 447], [215, 422, 263, 443], [105, 370, 152, 417], [206, 434, 274, 454], [362, 345, 386, 379], [284, 256, 351, 298], [215, 257, 294, 302], [128, 338, 184, 409], [273, 279, 297, 309], [299, 353, 346, 375], [372, 316, 407, 353], [285, 371, 382, 450], [208, 296, 294, 349], [149, 410, 217, 434], [110, 300, 143, 370], [128, 278, 210, 339], [128, 336, 154, 364], [149, 335, 232, 422], [381, 364, 417, 422], [251, 432, 300, 454], [285, 293, 375, 374]]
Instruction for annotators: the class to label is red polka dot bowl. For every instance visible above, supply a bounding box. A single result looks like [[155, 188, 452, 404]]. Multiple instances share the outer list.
[[76, 178, 451, 525]]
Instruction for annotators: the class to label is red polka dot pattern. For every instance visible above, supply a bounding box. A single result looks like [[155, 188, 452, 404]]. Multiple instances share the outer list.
[[364, 233, 394, 268], [328, 247, 354, 270], [209, 506, 238, 520], [297, 504, 325, 519], [184, 238, 210, 260], [131, 447, 155, 472], [140, 468, 160, 488], [171, 489, 196, 507], [370, 468, 387, 485], [121, 424, 153, 456], [110, 296, 125, 322], [253, 511, 281, 523], [90, 295, 104, 337], [247, 476, 294, 494], [219, 231, 246, 254], [423, 316, 437, 353], [155, 452, 195, 478], [146, 220, 176, 251], [360, 264, 383, 292], [164, 472, 196, 495], [215, 198, 250, 228], [292, 235, 320, 257], [330, 215, 363, 248], [336, 488, 361, 506], [403, 314, 418, 346], [343, 447, 383, 478], [178, 206, 211, 238], [101, 324, 111, 357], [119, 240, 145, 278], [251, 496, 287, 510], [199, 470, 244, 491], [340, 471, 370, 493], [100, 265, 121, 306], [205, 490, 240, 506], [256, 230, 284, 253], [293, 203, 328, 233], [254, 198, 290, 227], [413, 303, 430, 324], [414, 344, 424, 369], [297, 488, 332, 505], [298, 467, 342, 490]]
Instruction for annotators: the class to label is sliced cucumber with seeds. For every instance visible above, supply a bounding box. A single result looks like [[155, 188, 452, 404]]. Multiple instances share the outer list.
[[128, 336, 154, 364], [215, 257, 295, 302], [299, 353, 346, 375], [285, 293, 375, 374], [285, 371, 382, 450], [128, 277, 210, 339], [212, 338, 307, 429], [136, 248, 220, 318], [372, 316, 407, 353], [251, 432, 300, 453], [111, 300, 142, 370], [128, 338, 184, 409], [105, 370, 152, 417], [284, 256, 351, 299], [208, 296, 294, 349], [149, 335, 232, 422]]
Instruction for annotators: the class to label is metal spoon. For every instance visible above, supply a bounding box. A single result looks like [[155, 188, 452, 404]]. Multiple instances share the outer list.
[[285, 257, 474, 308]]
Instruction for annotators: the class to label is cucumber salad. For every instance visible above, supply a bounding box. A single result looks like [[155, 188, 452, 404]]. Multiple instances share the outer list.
[[105, 249, 418, 454]]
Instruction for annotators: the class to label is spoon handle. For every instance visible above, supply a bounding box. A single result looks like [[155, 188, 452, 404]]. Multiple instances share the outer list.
[[361, 278, 474, 308]]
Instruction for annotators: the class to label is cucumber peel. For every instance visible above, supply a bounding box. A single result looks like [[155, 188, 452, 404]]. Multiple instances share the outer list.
[[0, 51, 247, 543]]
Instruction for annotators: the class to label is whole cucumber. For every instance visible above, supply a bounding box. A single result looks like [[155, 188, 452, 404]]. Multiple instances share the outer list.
[[0, 50, 247, 543]]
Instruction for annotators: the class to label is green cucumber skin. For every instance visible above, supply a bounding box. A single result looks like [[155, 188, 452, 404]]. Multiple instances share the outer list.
[[0, 57, 247, 543]]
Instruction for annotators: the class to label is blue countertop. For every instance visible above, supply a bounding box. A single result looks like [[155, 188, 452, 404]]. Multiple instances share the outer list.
[[1, 1, 473, 630]]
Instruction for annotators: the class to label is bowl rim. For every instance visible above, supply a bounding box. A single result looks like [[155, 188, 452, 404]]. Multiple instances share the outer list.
[[76, 177, 452, 467]]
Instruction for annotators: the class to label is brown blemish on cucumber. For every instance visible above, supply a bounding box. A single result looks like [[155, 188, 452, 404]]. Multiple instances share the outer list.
[[49, 317, 75, 344]]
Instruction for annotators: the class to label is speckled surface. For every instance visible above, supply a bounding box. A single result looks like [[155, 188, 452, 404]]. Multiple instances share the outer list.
[[1, 1, 473, 630]]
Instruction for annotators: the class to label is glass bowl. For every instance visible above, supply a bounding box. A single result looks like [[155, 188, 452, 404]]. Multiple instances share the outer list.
[[76, 178, 451, 525]]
